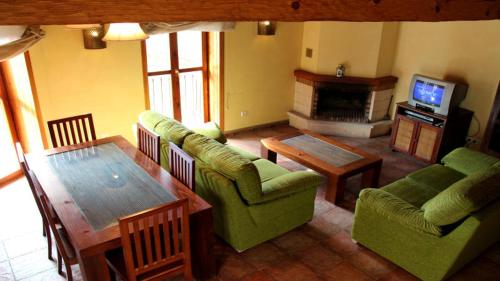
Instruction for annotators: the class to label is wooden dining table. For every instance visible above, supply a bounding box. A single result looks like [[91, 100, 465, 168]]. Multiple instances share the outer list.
[[25, 135, 215, 281]]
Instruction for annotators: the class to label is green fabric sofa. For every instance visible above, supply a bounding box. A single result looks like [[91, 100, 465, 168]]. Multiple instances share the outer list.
[[139, 111, 323, 251], [352, 148, 500, 281]]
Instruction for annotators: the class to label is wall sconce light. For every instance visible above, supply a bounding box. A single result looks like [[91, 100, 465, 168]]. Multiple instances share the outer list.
[[82, 25, 107, 49], [257, 21, 276, 35], [102, 23, 149, 41]]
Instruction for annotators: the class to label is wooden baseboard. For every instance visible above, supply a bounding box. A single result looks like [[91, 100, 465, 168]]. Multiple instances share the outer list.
[[224, 120, 289, 136]]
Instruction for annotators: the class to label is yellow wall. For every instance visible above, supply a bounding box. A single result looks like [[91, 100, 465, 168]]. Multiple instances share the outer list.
[[224, 22, 303, 131], [391, 20, 500, 138], [29, 26, 145, 145], [300, 22, 399, 77]]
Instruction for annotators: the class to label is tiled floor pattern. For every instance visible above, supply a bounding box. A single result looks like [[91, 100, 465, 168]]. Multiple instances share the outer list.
[[0, 125, 498, 280]]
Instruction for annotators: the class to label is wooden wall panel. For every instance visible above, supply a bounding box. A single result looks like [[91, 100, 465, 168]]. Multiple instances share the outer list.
[[0, 0, 498, 24]]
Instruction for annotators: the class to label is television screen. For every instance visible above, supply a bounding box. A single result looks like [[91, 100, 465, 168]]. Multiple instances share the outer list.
[[412, 79, 445, 107]]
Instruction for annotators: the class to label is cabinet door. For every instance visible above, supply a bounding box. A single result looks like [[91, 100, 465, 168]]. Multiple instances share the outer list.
[[413, 123, 442, 162], [391, 115, 417, 153]]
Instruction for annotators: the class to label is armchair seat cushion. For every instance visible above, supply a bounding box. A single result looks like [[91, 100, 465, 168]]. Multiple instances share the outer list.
[[407, 164, 466, 193], [382, 178, 440, 208], [253, 159, 289, 183]]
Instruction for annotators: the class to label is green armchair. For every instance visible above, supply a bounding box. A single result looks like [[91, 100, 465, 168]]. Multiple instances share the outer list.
[[139, 111, 323, 251], [352, 148, 500, 281]]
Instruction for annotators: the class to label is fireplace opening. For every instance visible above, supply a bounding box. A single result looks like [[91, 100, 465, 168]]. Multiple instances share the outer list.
[[313, 83, 371, 122]]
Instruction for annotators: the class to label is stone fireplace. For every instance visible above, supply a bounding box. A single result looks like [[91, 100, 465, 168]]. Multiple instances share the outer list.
[[288, 70, 398, 138]]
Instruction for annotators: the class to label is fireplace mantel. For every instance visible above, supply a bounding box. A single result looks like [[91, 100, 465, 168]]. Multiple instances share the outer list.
[[294, 70, 398, 91]]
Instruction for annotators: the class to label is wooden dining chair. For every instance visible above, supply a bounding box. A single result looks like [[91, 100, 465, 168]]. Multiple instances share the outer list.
[[33, 171, 78, 281], [106, 199, 192, 281], [17, 143, 57, 261], [47, 113, 96, 148], [169, 142, 195, 191], [137, 123, 161, 165]]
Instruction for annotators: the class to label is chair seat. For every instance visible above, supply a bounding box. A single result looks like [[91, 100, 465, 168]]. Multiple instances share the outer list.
[[56, 228, 77, 263], [105, 248, 186, 281]]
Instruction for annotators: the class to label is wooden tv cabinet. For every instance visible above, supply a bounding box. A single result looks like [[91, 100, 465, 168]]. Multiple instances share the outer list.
[[389, 102, 473, 163]]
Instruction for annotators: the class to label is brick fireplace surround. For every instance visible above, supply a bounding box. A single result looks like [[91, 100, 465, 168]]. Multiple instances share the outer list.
[[288, 70, 398, 138]]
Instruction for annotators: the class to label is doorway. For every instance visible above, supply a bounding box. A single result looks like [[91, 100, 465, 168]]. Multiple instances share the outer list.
[[144, 31, 209, 128]]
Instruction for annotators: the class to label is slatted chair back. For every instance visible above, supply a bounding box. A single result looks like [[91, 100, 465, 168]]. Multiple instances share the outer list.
[[47, 113, 96, 148], [119, 198, 192, 281], [169, 142, 195, 191], [137, 123, 161, 165]]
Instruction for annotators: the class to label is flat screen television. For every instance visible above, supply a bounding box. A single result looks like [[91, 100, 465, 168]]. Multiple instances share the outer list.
[[408, 74, 468, 116]]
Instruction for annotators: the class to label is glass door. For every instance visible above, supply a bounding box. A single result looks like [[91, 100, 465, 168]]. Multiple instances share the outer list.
[[0, 69, 21, 185], [145, 31, 209, 128]]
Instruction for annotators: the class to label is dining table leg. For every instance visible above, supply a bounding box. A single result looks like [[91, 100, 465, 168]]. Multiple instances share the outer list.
[[190, 208, 216, 280], [78, 252, 111, 281]]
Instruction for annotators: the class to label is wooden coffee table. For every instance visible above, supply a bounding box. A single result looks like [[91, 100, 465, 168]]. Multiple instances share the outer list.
[[261, 130, 382, 204]]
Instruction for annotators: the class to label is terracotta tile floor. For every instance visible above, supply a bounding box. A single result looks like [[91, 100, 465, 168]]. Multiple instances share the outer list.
[[0, 125, 498, 280]]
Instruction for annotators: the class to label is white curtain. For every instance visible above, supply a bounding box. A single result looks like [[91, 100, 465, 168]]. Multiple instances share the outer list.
[[0, 26, 44, 62], [141, 22, 235, 35]]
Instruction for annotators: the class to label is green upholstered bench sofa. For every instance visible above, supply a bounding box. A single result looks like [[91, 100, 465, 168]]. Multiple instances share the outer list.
[[139, 111, 323, 251], [352, 147, 500, 281]]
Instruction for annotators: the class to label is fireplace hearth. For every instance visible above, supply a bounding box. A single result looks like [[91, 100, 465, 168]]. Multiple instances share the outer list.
[[288, 70, 398, 138]]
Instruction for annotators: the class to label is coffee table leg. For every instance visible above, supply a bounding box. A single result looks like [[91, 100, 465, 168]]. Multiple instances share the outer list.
[[361, 161, 382, 188], [261, 146, 277, 163], [325, 175, 347, 204]]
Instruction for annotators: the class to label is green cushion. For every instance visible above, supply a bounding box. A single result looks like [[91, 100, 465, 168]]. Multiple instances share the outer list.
[[358, 189, 442, 236], [155, 119, 193, 146], [193, 122, 227, 144], [382, 178, 441, 208], [257, 171, 322, 204], [441, 148, 499, 176], [407, 164, 466, 193], [138, 110, 168, 130], [226, 145, 260, 161], [494, 161, 500, 168], [253, 159, 289, 183], [423, 167, 500, 226], [183, 134, 262, 204]]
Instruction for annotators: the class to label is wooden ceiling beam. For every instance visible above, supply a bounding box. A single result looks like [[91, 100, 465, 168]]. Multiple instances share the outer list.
[[0, 0, 498, 25]]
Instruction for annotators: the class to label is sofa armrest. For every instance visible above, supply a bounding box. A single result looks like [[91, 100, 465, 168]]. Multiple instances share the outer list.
[[357, 189, 442, 236], [192, 122, 227, 144], [251, 171, 323, 204]]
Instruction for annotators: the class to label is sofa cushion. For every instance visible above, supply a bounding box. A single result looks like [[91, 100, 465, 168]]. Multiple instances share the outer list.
[[226, 145, 260, 161], [155, 119, 193, 146], [423, 167, 500, 226], [407, 164, 466, 193], [382, 178, 440, 208], [253, 159, 289, 183], [138, 111, 167, 130], [193, 122, 227, 144], [441, 147, 499, 176], [183, 134, 262, 204]]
